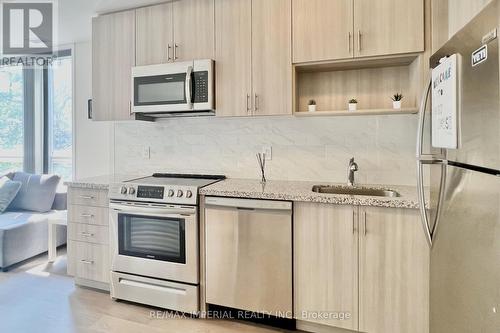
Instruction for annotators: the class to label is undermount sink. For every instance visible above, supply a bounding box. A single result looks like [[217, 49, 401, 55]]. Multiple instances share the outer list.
[[312, 185, 401, 198]]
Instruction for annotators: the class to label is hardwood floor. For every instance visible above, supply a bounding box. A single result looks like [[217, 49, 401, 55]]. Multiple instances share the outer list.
[[0, 249, 294, 333]]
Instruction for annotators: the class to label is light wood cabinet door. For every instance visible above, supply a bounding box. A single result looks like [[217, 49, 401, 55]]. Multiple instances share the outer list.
[[252, 0, 292, 116], [354, 0, 424, 57], [173, 0, 215, 61], [214, 0, 252, 117], [359, 207, 429, 333], [294, 202, 359, 331], [136, 3, 173, 66], [292, 0, 354, 63], [92, 10, 135, 121]]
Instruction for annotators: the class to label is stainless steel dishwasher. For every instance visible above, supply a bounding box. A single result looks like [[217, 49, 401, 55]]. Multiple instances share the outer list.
[[204, 197, 293, 318]]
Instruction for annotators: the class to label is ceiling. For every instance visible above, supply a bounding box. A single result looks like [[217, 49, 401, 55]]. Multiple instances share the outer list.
[[58, 0, 167, 44]]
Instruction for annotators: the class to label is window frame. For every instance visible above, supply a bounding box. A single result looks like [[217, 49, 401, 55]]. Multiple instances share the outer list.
[[42, 46, 75, 180]]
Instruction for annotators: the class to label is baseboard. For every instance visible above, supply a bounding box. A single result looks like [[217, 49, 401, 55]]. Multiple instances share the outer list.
[[75, 277, 110, 292], [296, 320, 357, 333]]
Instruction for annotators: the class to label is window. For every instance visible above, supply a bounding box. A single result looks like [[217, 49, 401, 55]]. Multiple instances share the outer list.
[[0, 49, 73, 180], [45, 52, 73, 181], [0, 66, 24, 174]]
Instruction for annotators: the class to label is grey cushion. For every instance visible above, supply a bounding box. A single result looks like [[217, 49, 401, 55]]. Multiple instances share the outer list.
[[9, 172, 61, 213], [0, 177, 22, 214]]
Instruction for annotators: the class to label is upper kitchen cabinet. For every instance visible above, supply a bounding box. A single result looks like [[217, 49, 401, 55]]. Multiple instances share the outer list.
[[92, 10, 135, 121], [354, 0, 424, 57], [292, 0, 354, 63], [292, 0, 424, 63], [215, 0, 292, 117], [173, 0, 215, 61], [136, 0, 215, 66], [135, 3, 173, 66], [214, 0, 252, 117], [252, 0, 292, 116]]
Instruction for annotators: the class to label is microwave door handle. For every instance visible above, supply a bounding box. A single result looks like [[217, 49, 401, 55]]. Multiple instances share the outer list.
[[186, 66, 193, 110]]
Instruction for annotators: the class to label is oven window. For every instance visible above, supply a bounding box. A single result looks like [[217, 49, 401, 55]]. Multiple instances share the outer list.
[[134, 73, 187, 106], [118, 213, 186, 264]]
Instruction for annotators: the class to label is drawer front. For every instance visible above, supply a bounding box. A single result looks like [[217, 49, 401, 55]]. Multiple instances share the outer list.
[[111, 271, 199, 313], [69, 205, 109, 226], [68, 223, 109, 245], [68, 187, 108, 207], [67, 240, 110, 283]]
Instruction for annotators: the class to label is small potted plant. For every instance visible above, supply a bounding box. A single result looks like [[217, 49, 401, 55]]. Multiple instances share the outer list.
[[348, 98, 358, 112], [308, 99, 317, 112], [391, 93, 403, 109]]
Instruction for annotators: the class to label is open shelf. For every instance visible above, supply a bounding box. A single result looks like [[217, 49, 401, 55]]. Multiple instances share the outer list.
[[293, 55, 424, 118], [294, 107, 418, 117]]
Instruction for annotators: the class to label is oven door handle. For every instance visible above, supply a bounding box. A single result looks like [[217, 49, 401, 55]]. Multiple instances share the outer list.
[[109, 202, 196, 217]]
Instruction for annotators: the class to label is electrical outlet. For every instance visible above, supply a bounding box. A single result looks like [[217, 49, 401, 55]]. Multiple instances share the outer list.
[[142, 146, 151, 159], [261, 145, 272, 160]]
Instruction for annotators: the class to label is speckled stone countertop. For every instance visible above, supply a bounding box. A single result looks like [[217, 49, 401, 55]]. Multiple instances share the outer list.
[[64, 174, 145, 190], [65, 175, 424, 209], [200, 178, 424, 209]]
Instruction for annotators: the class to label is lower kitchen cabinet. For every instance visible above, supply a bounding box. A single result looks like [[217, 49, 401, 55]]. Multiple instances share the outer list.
[[358, 206, 429, 333], [67, 187, 111, 291], [294, 202, 359, 331], [294, 202, 429, 333]]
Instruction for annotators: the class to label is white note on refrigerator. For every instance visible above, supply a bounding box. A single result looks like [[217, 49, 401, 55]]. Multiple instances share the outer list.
[[431, 54, 460, 149]]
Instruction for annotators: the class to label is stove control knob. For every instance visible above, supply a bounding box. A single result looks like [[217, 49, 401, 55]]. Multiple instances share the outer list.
[[128, 187, 136, 195], [120, 186, 128, 195], [185, 190, 193, 198], [168, 189, 175, 197], [177, 190, 184, 198]]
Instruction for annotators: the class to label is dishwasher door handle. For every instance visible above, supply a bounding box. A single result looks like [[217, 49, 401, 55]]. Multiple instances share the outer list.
[[205, 197, 292, 211]]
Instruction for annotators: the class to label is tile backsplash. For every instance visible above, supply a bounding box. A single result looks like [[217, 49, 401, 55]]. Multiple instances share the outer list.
[[114, 115, 419, 186]]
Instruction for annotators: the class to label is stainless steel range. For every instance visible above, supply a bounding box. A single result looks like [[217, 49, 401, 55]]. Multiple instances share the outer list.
[[108, 173, 225, 313]]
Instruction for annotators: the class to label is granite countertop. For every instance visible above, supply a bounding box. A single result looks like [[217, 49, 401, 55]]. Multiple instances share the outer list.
[[65, 175, 424, 209], [64, 174, 144, 190], [200, 178, 424, 209]]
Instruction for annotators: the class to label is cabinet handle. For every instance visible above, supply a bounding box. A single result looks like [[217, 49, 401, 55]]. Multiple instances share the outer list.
[[80, 259, 94, 265], [79, 195, 94, 200], [80, 214, 94, 218], [80, 232, 94, 237], [246, 94, 252, 114], [358, 30, 362, 52], [87, 99, 93, 119], [174, 43, 179, 60], [348, 32, 352, 54], [363, 211, 367, 236], [254, 94, 259, 113], [129, 101, 132, 116], [352, 210, 356, 234], [167, 44, 172, 62]]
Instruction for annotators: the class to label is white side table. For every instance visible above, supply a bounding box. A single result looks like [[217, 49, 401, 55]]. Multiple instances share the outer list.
[[48, 210, 68, 263]]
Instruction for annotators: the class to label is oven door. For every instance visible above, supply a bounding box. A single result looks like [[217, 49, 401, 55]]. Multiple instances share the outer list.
[[109, 201, 198, 284], [132, 62, 193, 113]]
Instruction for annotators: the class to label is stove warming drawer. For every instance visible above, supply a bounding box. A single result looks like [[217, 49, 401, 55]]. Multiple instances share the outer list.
[[111, 271, 199, 313]]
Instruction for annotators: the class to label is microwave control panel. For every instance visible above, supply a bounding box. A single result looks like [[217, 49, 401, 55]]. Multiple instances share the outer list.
[[193, 71, 209, 103]]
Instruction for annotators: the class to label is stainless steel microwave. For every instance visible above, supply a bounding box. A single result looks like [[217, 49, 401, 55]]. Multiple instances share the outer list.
[[131, 59, 214, 118]]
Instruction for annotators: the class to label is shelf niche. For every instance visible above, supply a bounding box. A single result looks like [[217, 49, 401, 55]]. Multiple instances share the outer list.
[[294, 56, 421, 116]]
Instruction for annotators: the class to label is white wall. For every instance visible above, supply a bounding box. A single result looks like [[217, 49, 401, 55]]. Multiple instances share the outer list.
[[73, 41, 114, 179], [113, 115, 419, 186]]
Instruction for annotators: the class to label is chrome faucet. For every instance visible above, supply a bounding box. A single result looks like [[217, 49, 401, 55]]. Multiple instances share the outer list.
[[347, 157, 359, 187]]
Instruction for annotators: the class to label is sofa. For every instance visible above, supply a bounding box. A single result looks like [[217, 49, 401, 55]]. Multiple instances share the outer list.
[[0, 172, 67, 271]]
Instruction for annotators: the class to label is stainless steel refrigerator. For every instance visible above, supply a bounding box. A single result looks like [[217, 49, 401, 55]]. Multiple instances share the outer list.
[[416, 1, 500, 332]]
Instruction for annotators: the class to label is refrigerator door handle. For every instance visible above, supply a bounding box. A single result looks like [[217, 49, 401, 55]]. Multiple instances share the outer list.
[[416, 75, 447, 247]]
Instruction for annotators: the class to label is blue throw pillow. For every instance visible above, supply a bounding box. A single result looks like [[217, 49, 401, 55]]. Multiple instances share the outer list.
[[0, 176, 22, 214], [9, 172, 61, 213]]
